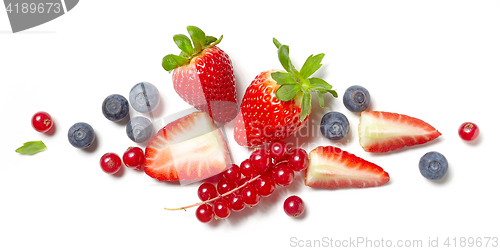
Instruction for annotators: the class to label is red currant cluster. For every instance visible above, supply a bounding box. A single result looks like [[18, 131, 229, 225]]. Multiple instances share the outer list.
[[166, 141, 308, 223]]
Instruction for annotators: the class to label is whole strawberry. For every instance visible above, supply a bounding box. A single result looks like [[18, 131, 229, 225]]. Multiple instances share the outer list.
[[234, 39, 337, 147], [162, 26, 237, 123]]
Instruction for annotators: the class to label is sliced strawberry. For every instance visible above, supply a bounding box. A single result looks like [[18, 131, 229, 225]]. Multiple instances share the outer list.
[[358, 111, 441, 153], [305, 146, 390, 189], [144, 111, 230, 182]]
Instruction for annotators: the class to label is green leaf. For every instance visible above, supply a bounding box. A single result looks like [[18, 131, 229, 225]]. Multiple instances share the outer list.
[[162, 54, 189, 72], [327, 89, 338, 98], [271, 72, 297, 85], [300, 53, 325, 79], [300, 91, 312, 121], [16, 141, 47, 155], [276, 84, 302, 102], [316, 91, 325, 108], [273, 37, 282, 49], [309, 77, 332, 90], [173, 34, 194, 56], [277, 45, 299, 76], [205, 36, 217, 45], [187, 26, 206, 53]]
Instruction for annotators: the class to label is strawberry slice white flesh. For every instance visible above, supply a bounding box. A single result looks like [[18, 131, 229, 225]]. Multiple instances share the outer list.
[[144, 111, 230, 182], [305, 146, 390, 189], [358, 111, 441, 153]]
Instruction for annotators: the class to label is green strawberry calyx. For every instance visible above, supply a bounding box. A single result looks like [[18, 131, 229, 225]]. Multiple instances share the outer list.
[[271, 38, 338, 122], [162, 26, 223, 72]]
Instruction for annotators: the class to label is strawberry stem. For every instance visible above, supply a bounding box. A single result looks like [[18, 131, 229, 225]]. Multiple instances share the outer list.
[[271, 38, 337, 122], [204, 35, 223, 50]]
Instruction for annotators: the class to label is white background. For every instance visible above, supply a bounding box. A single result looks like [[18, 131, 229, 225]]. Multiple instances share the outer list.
[[1, 0, 499, 250]]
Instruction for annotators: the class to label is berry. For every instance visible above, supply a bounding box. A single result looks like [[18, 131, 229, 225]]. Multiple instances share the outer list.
[[249, 149, 272, 174], [283, 195, 305, 217], [164, 26, 238, 123], [144, 111, 230, 181], [343, 85, 371, 112], [320, 112, 350, 141], [269, 141, 289, 162], [129, 82, 160, 113], [100, 153, 122, 174], [233, 38, 337, 147], [241, 186, 261, 207], [458, 122, 479, 142], [195, 204, 214, 223], [272, 163, 295, 186], [31, 111, 53, 133], [222, 164, 241, 183], [197, 183, 218, 202], [126, 116, 153, 144], [213, 198, 231, 219], [306, 146, 390, 189], [419, 151, 448, 180], [227, 194, 245, 212], [287, 148, 309, 172], [68, 122, 95, 149], [238, 176, 256, 189], [240, 159, 257, 178], [255, 175, 275, 197], [217, 179, 236, 195], [102, 94, 129, 122], [359, 111, 441, 153], [122, 147, 145, 170]]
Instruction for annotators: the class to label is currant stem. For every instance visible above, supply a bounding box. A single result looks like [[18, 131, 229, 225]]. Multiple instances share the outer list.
[[164, 174, 262, 211], [164, 160, 290, 211]]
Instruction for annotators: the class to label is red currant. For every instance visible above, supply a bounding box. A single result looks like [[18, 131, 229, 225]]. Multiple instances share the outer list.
[[283, 195, 305, 217], [238, 176, 256, 190], [31, 111, 53, 133], [255, 175, 276, 197], [100, 153, 122, 174], [222, 164, 241, 183], [241, 186, 261, 207], [287, 148, 309, 172], [270, 141, 289, 162], [240, 159, 257, 178], [217, 179, 237, 195], [249, 149, 272, 174], [227, 194, 245, 212], [272, 163, 295, 186], [122, 147, 145, 170], [197, 183, 218, 202], [213, 198, 231, 219], [196, 204, 214, 223], [458, 122, 480, 142]]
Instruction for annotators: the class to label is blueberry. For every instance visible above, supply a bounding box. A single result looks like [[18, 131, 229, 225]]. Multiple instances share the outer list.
[[68, 122, 95, 149], [419, 151, 448, 180], [343, 85, 370, 112], [102, 94, 129, 122], [320, 112, 350, 141], [126, 116, 153, 143], [129, 82, 160, 113]]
